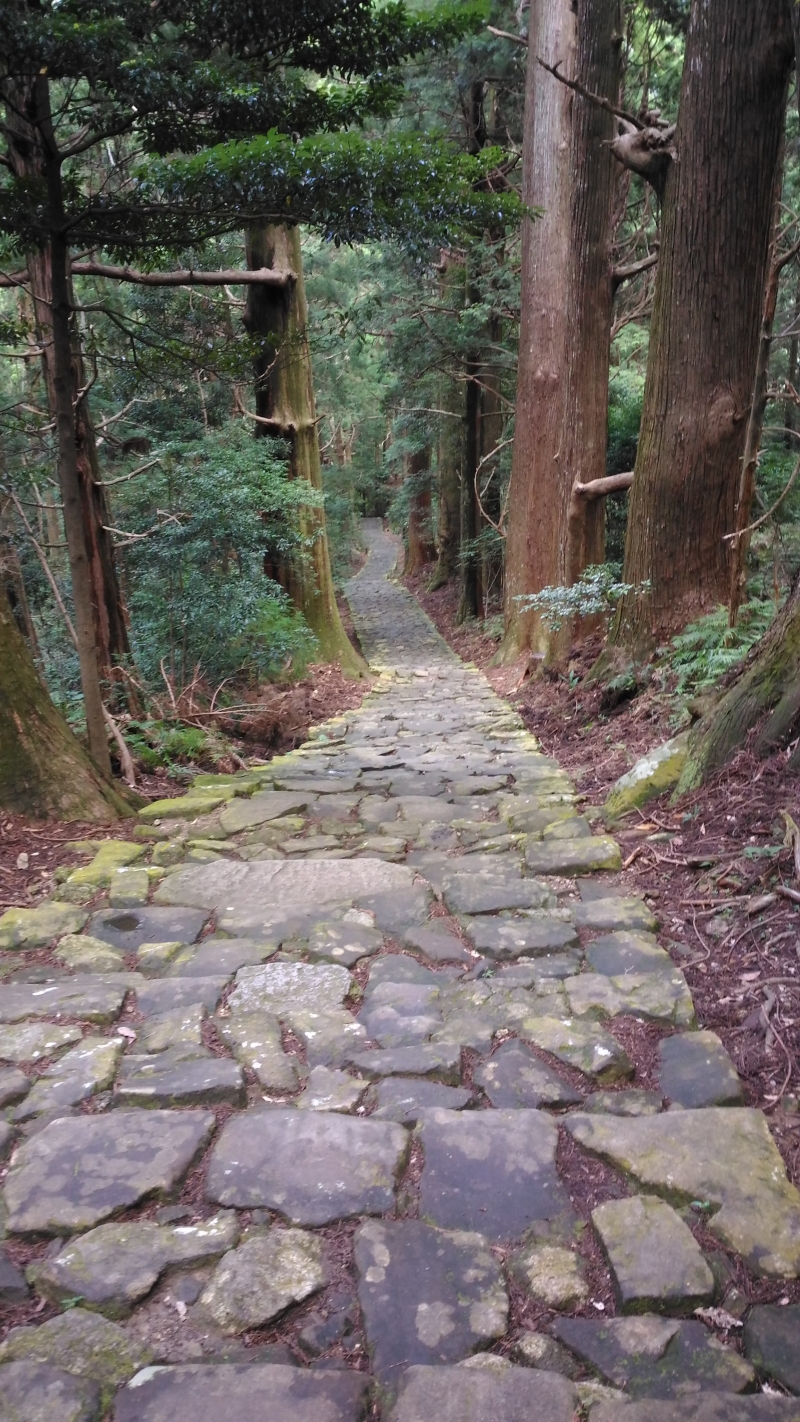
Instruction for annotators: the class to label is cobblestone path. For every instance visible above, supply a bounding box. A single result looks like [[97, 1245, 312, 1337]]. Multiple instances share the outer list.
[[1, 522, 800, 1420]]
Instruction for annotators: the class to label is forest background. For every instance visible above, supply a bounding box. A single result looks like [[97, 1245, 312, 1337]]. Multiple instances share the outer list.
[[2, 0, 800, 826]]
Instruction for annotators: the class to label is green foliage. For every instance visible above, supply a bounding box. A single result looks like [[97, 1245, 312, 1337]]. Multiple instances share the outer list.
[[666, 600, 776, 694], [517, 564, 647, 632], [605, 370, 643, 563], [122, 721, 209, 770], [123, 428, 319, 688]]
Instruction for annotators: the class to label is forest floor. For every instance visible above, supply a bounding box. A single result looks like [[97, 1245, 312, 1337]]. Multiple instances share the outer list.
[[407, 562, 800, 1180]]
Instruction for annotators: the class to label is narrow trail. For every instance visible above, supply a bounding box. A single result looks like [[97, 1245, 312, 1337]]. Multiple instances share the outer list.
[[0, 523, 798, 1420]]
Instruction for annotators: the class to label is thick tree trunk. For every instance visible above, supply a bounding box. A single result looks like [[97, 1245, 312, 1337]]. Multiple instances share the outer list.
[[243, 224, 364, 674], [0, 502, 40, 657], [0, 587, 131, 820], [405, 448, 436, 576], [458, 350, 483, 622], [501, 0, 622, 662], [429, 258, 464, 592], [679, 571, 800, 791], [612, 0, 794, 651]]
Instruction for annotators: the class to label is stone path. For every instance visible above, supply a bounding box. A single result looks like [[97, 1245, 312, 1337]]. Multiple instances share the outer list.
[[1, 521, 800, 1420]]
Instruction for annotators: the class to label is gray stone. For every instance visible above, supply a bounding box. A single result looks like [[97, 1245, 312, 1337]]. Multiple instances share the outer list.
[[519, 1016, 633, 1082], [4, 1109, 215, 1234], [592, 1400, 800, 1422], [586, 933, 673, 976], [552, 1315, 754, 1397], [584, 1090, 663, 1117], [114, 1048, 245, 1108], [305, 921, 384, 966], [386, 1362, 578, 1422], [109, 869, 151, 908], [295, 1065, 365, 1112], [418, 1108, 569, 1241], [464, 916, 578, 959], [0, 903, 88, 950], [658, 1031, 743, 1108], [347, 1043, 461, 1083], [0, 1068, 30, 1107], [227, 961, 352, 1016], [564, 969, 695, 1029], [441, 871, 554, 917], [216, 1012, 300, 1091], [199, 1228, 326, 1332], [0, 1023, 82, 1064], [14, 1037, 122, 1119], [592, 1195, 714, 1312], [0, 1361, 101, 1422], [54, 935, 125, 973], [0, 1248, 27, 1302], [288, 1007, 367, 1068], [368, 1077, 473, 1124], [28, 1213, 238, 1316], [403, 925, 475, 964], [603, 735, 689, 825], [0, 977, 127, 1025], [135, 977, 228, 1017], [88, 907, 209, 953], [0, 1309, 151, 1399], [357, 886, 433, 935], [365, 955, 439, 995], [219, 791, 312, 833], [574, 898, 659, 934], [744, 1304, 800, 1394], [474, 1041, 582, 1109], [511, 1331, 580, 1377], [508, 1242, 588, 1308], [141, 1004, 205, 1052], [524, 837, 622, 875], [355, 1219, 507, 1378], [168, 938, 277, 977], [205, 1108, 408, 1223], [565, 1108, 800, 1277], [114, 1364, 370, 1422]]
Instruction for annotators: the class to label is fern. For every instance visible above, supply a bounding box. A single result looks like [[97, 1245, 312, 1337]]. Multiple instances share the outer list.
[[668, 600, 775, 693]]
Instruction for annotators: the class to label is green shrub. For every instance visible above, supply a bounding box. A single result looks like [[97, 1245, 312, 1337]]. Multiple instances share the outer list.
[[666, 600, 776, 693], [517, 563, 646, 632]]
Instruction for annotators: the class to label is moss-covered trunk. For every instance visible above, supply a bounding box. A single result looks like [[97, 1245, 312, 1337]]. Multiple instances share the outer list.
[[679, 572, 800, 791], [244, 224, 364, 674], [0, 589, 131, 820]]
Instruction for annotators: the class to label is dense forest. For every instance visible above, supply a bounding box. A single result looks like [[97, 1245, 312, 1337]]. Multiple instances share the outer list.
[[3, 0, 800, 821]]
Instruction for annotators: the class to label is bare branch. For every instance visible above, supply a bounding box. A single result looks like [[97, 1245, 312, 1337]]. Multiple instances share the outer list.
[[487, 24, 528, 46], [572, 471, 634, 499], [67, 262, 296, 288], [537, 57, 644, 129], [612, 250, 659, 289]]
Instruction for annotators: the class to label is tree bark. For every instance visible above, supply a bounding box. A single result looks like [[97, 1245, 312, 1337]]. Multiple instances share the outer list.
[[429, 258, 464, 592], [458, 348, 483, 622], [612, 0, 794, 651], [501, 0, 622, 662], [243, 223, 365, 674], [0, 584, 131, 820], [405, 448, 437, 576]]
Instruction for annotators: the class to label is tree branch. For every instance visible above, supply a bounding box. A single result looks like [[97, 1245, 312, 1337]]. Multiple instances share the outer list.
[[487, 24, 528, 46], [612, 250, 659, 290], [537, 57, 644, 129], [572, 471, 634, 499], [68, 262, 296, 288]]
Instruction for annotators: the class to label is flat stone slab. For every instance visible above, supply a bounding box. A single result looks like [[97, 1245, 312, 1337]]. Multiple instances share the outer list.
[[574, 897, 659, 933], [417, 1108, 569, 1240], [113, 1364, 370, 1422], [205, 1108, 408, 1224], [88, 907, 209, 952], [524, 837, 622, 875], [55, 934, 125, 973], [0, 903, 88, 950], [227, 961, 352, 1016], [0, 1023, 82, 1063], [0, 1309, 150, 1400], [658, 1031, 743, 1108], [592, 1195, 714, 1313], [4, 1109, 215, 1234], [347, 1043, 461, 1083], [520, 1016, 633, 1083], [474, 1041, 583, 1109], [28, 1213, 238, 1316], [584, 1090, 663, 1117], [367, 1077, 473, 1124], [200, 1228, 325, 1333], [0, 1360, 102, 1421], [15, 1036, 122, 1119], [592, 1400, 800, 1422], [744, 1304, 800, 1394], [440, 870, 554, 917], [154, 858, 414, 935], [553, 1315, 754, 1398], [464, 915, 578, 959], [114, 1049, 245, 1108], [566, 1108, 800, 1277], [508, 1241, 588, 1309], [219, 791, 312, 833], [386, 1363, 578, 1422], [296, 1066, 367, 1113], [402, 925, 475, 964], [355, 1219, 507, 1378], [586, 933, 673, 976], [0, 977, 128, 1025], [134, 977, 228, 1017], [216, 1012, 299, 1091], [169, 938, 276, 977], [564, 969, 695, 1029]]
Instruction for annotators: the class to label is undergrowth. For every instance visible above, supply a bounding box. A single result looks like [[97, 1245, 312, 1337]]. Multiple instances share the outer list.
[[664, 599, 776, 694]]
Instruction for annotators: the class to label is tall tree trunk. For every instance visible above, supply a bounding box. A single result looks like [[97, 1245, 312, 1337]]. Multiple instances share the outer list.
[[0, 584, 130, 820], [243, 224, 364, 674], [429, 258, 464, 592], [458, 347, 483, 622], [405, 447, 436, 575], [501, 0, 622, 662], [0, 502, 40, 657], [611, 0, 794, 652]]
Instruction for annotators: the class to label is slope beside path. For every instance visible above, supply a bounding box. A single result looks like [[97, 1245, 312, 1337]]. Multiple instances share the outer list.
[[0, 521, 799, 1421]]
